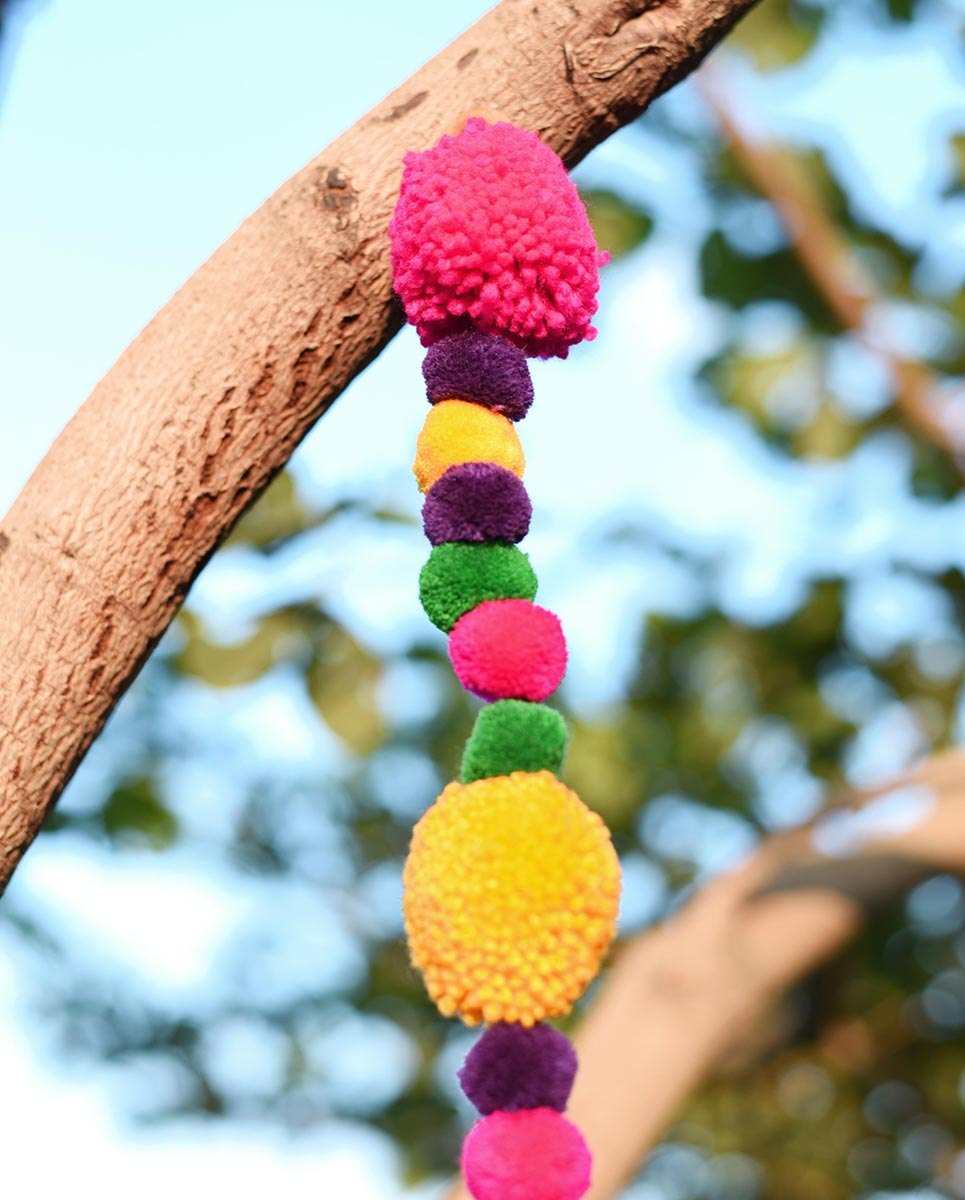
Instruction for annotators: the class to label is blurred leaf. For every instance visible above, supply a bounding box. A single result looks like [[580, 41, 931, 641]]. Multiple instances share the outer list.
[[225, 471, 311, 550], [368, 506, 419, 526], [102, 777, 178, 849], [583, 188, 654, 260], [700, 230, 837, 333], [727, 0, 823, 70], [911, 435, 962, 500], [308, 624, 384, 754], [712, 338, 823, 428], [706, 336, 863, 459], [565, 719, 644, 827], [175, 609, 309, 686], [942, 132, 965, 199], [791, 398, 864, 460], [882, 0, 919, 20]]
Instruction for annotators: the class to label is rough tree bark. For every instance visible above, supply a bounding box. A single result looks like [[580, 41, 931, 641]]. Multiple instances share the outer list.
[[446, 750, 965, 1200], [0, 0, 761, 891]]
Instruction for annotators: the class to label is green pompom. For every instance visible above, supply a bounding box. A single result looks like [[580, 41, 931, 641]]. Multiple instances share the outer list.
[[419, 542, 537, 634], [460, 700, 568, 783]]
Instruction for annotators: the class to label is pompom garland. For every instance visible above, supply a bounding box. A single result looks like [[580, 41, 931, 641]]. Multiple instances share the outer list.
[[419, 542, 537, 634], [423, 331, 534, 420], [402, 771, 620, 1026], [460, 699, 568, 783], [459, 1023, 577, 1115], [461, 1109, 592, 1200], [449, 599, 567, 702], [422, 462, 532, 546], [391, 116, 619, 1198], [389, 118, 608, 358], [413, 399, 524, 493]]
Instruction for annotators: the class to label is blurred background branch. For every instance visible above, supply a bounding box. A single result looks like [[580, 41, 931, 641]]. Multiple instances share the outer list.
[[698, 60, 965, 467]]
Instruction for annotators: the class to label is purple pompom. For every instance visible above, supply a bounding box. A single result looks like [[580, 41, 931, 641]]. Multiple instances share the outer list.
[[458, 1023, 578, 1115], [423, 332, 534, 421], [423, 462, 532, 546]]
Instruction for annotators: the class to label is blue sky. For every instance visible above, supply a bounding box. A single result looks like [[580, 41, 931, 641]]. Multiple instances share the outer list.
[[0, 0, 493, 507], [2, 1, 964, 1196]]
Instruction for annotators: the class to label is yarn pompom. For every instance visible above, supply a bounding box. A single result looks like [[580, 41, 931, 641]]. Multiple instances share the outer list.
[[413, 399, 524, 493], [389, 118, 608, 358], [449, 600, 566, 702], [459, 1023, 578, 1115], [461, 1109, 592, 1200], [423, 462, 532, 546], [461, 700, 568, 783], [419, 543, 537, 634], [423, 332, 533, 420], [403, 771, 620, 1025]]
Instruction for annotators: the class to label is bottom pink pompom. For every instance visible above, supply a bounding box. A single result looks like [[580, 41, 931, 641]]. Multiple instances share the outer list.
[[461, 1108, 591, 1200]]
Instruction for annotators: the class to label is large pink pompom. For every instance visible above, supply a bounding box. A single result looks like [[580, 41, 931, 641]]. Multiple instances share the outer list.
[[461, 1108, 592, 1200], [389, 119, 607, 359]]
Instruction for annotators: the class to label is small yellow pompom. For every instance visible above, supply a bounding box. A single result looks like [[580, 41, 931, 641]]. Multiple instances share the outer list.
[[413, 399, 525, 493], [403, 771, 621, 1026]]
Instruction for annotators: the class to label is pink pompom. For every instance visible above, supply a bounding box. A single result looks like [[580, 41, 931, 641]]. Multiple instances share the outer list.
[[461, 1108, 592, 1200], [449, 599, 567, 702], [388, 119, 608, 359]]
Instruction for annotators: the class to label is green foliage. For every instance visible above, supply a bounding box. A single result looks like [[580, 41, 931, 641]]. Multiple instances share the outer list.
[[101, 777, 179, 849], [882, 0, 919, 21], [583, 188, 654, 260], [175, 609, 302, 687], [699, 229, 838, 334], [944, 131, 965, 200], [307, 621, 385, 754], [224, 471, 312, 550], [727, 0, 824, 70]]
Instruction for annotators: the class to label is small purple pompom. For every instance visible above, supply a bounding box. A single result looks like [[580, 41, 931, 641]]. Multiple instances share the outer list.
[[458, 1023, 578, 1115], [423, 332, 534, 421], [423, 462, 532, 546]]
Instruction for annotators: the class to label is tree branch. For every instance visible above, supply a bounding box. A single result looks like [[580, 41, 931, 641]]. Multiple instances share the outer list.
[[698, 62, 965, 466], [445, 750, 965, 1200], [0, 0, 761, 892]]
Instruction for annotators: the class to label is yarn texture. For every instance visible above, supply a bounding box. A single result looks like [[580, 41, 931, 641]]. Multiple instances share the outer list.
[[423, 331, 533, 420], [461, 1109, 592, 1200], [419, 543, 537, 634], [449, 599, 567, 702], [459, 1022, 578, 1114], [423, 462, 532, 546], [460, 700, 568, 783], [402, 770, 620, 1025], [413, 399, 524, 493], [389, 119, 608, 358], [391, 116, 617, 1196]]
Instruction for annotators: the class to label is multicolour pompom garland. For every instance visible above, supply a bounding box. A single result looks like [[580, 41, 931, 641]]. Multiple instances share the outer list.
[[390, 117, 621, 1200]]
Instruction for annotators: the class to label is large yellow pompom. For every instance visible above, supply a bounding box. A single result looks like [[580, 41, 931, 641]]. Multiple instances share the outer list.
[[403, 771, 621, 1026], [413, 399, 525, 493]]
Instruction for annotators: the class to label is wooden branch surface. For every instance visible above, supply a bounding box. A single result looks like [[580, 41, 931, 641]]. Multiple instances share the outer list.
[[0, 0, 761, 891], [444, 750, 965, 1200]]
